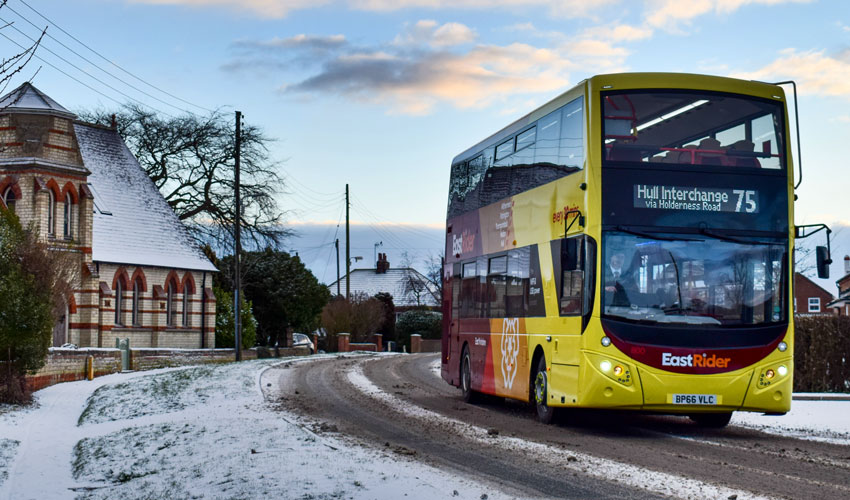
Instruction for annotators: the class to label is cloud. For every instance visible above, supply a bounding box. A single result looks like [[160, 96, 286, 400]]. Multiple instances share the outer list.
[[131, 0, 327, 18], [132, 0, 618, 17], [283, 41, 572, 114], [734, 49, 850, 99], [393, 20, 477, 47], [645, 0, 813, 31]]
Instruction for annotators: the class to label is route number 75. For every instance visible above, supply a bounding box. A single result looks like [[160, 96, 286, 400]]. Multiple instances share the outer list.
[[732, 189, 757, 213]]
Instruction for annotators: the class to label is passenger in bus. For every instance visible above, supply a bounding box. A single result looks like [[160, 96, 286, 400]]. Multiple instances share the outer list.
[[604, 252, 631, 306]]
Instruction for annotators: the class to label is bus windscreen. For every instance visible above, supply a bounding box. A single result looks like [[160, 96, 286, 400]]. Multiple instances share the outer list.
[[602, 231, 787, 327], [602, 91, 785, 170]]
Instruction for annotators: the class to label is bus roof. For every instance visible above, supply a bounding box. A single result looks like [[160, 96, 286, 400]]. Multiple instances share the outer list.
[[450, 72, 785, 165]]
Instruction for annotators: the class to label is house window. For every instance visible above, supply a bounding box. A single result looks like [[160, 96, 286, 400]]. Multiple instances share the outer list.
[[182, 290, 190, 327], [808, 297, 821, 313], [63, 192, 73, 239], [114, 280, 124, 326], [3, 187, 15, 212], [47, 190, 55, 236], [132, 280, 141, 327], [166, 281, 177, 327]]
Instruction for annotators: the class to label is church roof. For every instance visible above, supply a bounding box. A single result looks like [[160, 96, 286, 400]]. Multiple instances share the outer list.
[[0, 82, 76, 119], [75, 122, 217, 272]]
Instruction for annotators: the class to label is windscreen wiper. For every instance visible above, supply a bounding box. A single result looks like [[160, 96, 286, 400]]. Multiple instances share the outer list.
[[615, 226, 702, 242], [699, 228, 776, 245]]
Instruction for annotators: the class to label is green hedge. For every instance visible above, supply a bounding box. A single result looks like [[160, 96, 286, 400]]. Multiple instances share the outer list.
[[794, 315, 850, 392]]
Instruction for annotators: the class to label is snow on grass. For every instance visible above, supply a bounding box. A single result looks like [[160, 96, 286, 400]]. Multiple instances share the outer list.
[[0, 439, 18, 486], [77, 360, 285, 425], [348, 362, 777, 500], [0, 355, 516, 500], [732, 400, 850, 445]]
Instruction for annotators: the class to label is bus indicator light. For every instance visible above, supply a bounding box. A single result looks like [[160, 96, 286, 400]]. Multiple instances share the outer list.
[[601, 336, 611, 347], [765, 369, 775, 379], [613, 365, 624, 377], [778, 342, 787, 352]]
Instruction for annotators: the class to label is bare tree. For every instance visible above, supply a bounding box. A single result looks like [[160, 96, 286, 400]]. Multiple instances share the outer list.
[[400, 251, 439, 307], [78, 105, 290, 248], [423, 251, 445, 300]]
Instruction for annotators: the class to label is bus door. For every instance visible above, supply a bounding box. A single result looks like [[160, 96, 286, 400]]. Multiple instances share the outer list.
[[550, 236, 596, 398]]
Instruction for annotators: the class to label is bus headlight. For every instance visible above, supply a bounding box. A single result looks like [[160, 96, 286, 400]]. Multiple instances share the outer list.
[[778, 342, 787, 352], [613, 365, 624, 376], [778, 365, 788, 377], [765, 369, 775, 380], [600, 360, 612, 372], [601, 336, 611, 347]]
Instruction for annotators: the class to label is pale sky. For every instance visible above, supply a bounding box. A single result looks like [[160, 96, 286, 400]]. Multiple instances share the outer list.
[[3, 0, 849, 280]]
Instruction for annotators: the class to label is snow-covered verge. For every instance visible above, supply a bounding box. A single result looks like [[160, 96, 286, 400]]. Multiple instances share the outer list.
[[732, 400, 850, 445], [0, 356, 514, 499]]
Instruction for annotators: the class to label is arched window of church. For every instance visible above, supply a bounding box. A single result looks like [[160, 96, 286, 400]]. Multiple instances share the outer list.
[[167, 281, 177, 327], [115, 280, 124, 327], [3, 187, 15, 212], [132, 279, 141, 327], [182, 289, 190, 327], [47, 190, 55, 236], [63, 192, 73, 239]]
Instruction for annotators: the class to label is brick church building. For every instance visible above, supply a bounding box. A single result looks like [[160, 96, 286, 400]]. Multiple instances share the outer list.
[[0, 83, 217, 349]]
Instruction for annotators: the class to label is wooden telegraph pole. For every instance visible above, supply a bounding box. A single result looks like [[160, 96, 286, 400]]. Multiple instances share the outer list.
[[234, 111, 242, 361], [345, 184, 350, 300]]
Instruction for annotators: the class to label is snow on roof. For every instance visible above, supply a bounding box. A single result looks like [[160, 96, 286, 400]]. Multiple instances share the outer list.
[[0, 82, 76, 119], [328, 268, 439, 307], [74, 122, 217, 272]]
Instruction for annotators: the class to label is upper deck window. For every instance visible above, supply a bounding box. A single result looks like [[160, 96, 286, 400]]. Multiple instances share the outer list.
[[602, 91, 785, 171]]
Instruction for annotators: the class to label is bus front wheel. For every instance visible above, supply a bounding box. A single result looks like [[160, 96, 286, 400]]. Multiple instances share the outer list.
[[461, 347, 478, 403], [689, 412, 732, 428], [533, 356, 556, 424]]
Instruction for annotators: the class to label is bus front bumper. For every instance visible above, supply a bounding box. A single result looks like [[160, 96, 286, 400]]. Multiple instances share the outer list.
[[570, 351, 792, 414]]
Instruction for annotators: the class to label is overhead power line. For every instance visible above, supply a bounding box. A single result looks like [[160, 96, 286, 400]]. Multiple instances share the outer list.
[[0, 29, 129, 110], [15, 0, 212, 114], [0, 14, 175, 117], [4, 4, 196, 115]]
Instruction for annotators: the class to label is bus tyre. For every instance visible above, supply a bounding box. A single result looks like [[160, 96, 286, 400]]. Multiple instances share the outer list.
[[690, 412, 732, 428], [461, 347, 478, 404], [534, 356, 557, 424]]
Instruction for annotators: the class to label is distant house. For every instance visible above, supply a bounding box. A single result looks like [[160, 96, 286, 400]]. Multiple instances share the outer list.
[[794, 272, 834, 316], [0, 83, 217, 348], [327, 253, 439, 313], [827, 255, 850, 316]]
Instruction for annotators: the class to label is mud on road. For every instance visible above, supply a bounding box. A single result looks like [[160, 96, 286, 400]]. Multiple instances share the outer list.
[[269, 354, 850, 500]]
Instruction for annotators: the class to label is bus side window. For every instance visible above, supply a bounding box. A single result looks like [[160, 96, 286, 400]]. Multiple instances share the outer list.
[[560, 237, 584, 316], [488, 255, 508, 318], [460, 261, 477, 318]]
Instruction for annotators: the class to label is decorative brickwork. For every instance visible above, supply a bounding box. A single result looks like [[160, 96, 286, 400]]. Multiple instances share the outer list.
[[1, 83, 218, 351]]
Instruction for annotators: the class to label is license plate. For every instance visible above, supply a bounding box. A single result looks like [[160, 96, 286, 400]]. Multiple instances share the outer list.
[[671, 393, 717, 405]]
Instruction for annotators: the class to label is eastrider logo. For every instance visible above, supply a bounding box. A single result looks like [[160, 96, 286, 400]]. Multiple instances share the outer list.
[[452, 230, 476, 256], [661, 352, 731, 369]]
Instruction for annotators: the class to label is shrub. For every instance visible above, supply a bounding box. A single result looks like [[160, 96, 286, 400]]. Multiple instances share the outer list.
[[794, 315, 850, 392], [0, 209, 71, 403], [320, 293, 386, 351], [213, 286, 257, 350], [396, 309, 442, 350]]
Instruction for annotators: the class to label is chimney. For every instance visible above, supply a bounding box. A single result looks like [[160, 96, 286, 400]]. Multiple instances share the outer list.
[[383, 253, 390, 272], [844, 255, 849, 275], [376, 253, 385, 274], [110, 114, 117, 129]]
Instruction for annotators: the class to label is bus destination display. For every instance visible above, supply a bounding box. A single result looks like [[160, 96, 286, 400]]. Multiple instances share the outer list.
[[633, 184, 759, 213]]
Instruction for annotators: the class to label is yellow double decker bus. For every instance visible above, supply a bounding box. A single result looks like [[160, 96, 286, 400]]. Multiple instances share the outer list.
[[440, 72, 815, 427]]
